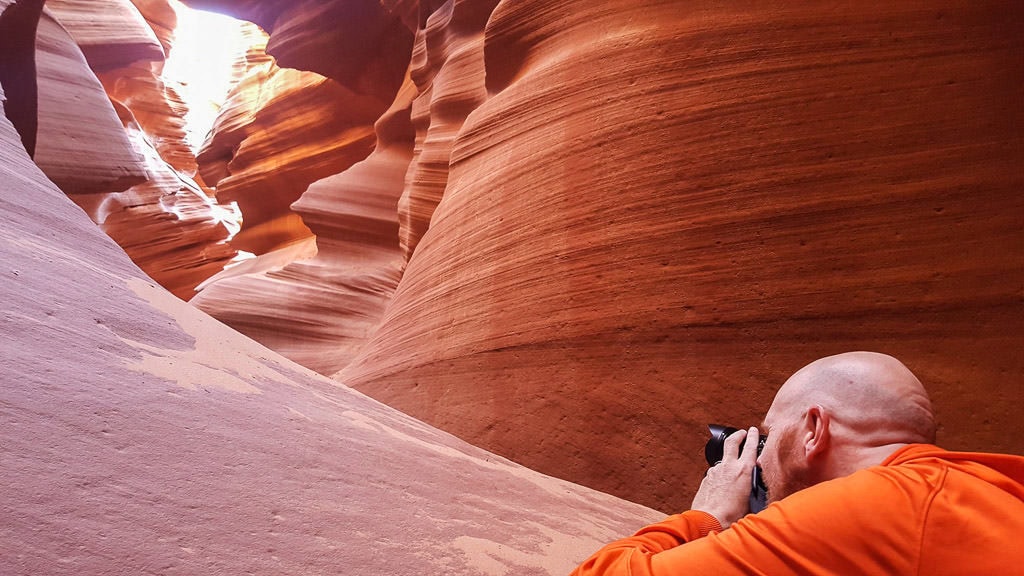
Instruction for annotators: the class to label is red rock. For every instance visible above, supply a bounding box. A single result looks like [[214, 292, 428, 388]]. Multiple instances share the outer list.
[[197, 64, 387, 254], [68, 105, 239, 300], [181, 0, 413, 100], [398, 0, 498, 262], [340, 1, 1024, 512], [129, 0, 178, 55], [192, 73, 416, 376], [14, 0, 1022, 518], [35, 0, 241, 299], [1, 68, 660, 574]]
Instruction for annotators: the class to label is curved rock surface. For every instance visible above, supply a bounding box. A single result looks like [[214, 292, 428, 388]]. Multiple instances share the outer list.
[[0, 77, 660, 575], [193, 74, 416, 375], [181, 0, 414, 101], [187, 0, 417, 371], [33, 7, 148, 194], [397, 0, 497, 262], [46, 0, 164, 71], [197, 62, 386, 254], [340, 1, 1024, 512]]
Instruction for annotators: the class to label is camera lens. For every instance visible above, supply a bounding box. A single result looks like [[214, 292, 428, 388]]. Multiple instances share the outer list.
[[704, 424, 767, 466]]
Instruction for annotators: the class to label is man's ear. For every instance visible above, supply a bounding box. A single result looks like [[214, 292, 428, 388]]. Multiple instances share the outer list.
[[803, 405, 830, 459]]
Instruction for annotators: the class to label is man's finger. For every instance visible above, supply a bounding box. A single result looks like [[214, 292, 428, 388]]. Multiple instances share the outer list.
[[723, 428, 748, 460], [740, 426, 760, 464]]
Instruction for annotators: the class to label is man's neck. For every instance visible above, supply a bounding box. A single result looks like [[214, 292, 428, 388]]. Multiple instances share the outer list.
[[831, 442, 913, 479]]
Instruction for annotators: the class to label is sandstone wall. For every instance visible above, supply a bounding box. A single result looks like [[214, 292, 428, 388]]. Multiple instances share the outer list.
[[187, 0, 418, 374], [338, 1, 1024, 512]]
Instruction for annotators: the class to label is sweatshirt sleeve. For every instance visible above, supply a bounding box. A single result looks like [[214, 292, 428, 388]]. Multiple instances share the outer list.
[[569, 510, 722, 576], [569, 464, 940, 576]]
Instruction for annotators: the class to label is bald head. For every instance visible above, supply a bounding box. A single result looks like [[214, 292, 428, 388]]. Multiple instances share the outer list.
[[776, 351, 936, 448]]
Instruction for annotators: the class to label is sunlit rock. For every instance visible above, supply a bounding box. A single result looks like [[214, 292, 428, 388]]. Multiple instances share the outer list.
[[193, 74, 416, 375], [181, 0, 413, 101], [130, 0, 179, 54], [196, 63, 387, 254], [38, 0, 241, 298], [69, 102, 238, 300]]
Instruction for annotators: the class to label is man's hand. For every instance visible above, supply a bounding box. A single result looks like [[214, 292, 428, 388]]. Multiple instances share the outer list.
[[690, 426, 760, 529]]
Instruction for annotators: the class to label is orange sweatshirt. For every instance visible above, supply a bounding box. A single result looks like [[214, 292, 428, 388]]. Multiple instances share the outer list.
[[572, 444, 1024, 575]]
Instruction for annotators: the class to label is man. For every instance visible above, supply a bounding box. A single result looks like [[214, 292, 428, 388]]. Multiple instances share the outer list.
[[572, 351, 1024, 575]]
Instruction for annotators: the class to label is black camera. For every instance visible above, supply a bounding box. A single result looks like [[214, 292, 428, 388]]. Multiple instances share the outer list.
[[704, 424, 769, 513]]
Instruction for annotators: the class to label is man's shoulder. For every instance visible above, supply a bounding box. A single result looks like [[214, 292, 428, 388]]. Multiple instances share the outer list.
[[884, 443, 1024, 498], [783, 452, 941, 515], [767, 443, 1024, 531]]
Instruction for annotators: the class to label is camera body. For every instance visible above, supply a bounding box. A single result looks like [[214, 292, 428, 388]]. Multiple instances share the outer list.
[[704, 424, 769, 513]]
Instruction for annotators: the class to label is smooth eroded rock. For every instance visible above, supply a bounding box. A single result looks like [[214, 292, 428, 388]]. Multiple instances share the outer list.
[[47, 0, 164, 71], [33, 8, 148, 194], [192, 72, 417, 376], [0, 82, 661, 575]]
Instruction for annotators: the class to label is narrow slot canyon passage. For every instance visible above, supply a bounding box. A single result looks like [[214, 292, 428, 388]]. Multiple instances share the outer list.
[[1, 2, 1021, 573]]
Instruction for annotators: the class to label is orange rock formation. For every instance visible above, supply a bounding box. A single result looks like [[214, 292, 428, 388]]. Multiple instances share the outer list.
[[4, 0, 1021, 520], [338, 1, 1024, 513]]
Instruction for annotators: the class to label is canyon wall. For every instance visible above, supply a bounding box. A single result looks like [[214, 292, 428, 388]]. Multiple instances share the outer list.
[[6, 0, 1020, 517], [0, 5, 661, 573], [334, 1, 1022, 512]]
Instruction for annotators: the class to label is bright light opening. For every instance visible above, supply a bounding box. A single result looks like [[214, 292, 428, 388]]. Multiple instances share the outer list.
[[162, 0, 264, 152]]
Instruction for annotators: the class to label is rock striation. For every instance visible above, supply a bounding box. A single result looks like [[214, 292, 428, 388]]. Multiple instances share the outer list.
[[338, 1, 1024, 512], [0, 56, 660, 574], [195, 61, 387, 255], [187, 0, 418, 372], [190, 74, 415, 375], [182, 0, 413, 101], [45, 0, 164, 71], [33, 6, 149, 194]]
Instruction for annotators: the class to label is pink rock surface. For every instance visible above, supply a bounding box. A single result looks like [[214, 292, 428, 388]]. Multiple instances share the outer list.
[[0, 81, 660, 574], [46, 0, 164, 71], [340, 1, 1024, 512], [33, 8, 148, 193]]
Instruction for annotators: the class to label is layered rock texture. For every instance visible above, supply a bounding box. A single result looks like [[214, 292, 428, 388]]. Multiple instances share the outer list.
[[0, 7, 660, 573], [3, 0, 1021, 522]]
